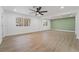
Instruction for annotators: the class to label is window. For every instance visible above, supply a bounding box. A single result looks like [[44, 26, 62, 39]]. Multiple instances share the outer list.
[[16, 17, 30, 26]]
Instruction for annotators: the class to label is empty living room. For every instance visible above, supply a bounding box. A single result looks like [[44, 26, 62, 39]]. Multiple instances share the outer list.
[[0, 6, 79, 52]]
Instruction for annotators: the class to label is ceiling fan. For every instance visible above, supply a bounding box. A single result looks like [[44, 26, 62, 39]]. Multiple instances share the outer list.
[[30, 6, 48, 16]]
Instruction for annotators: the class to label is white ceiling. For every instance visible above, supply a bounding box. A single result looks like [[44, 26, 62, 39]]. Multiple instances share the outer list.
[[2, 6, 79, 19]]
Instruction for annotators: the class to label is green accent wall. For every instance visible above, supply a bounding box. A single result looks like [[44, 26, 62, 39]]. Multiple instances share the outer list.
[[51, 17, 75, 31]]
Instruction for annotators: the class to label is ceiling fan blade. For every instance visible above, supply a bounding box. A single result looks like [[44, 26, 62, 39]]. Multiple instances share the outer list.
[[37, 7, 42, 11], [38, 7, 42, 10], [40, 13, 44, 15], [29, 12, 35, 14], [29, 9, 36, 12], [33, 6, 37, 8], [39, 12, 44, 15], [39, 13, 44, 15], [40, 11, 48, 13]]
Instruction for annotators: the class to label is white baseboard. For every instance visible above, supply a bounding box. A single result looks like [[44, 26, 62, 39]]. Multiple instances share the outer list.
[[52, 29, 75, 32], [5, 30, 50, 37]]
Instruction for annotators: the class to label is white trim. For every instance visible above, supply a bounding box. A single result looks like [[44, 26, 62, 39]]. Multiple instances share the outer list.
[[52, 29, 75, 32], [76, 35, 79, 40], [5, 30, 50, 37], [0, 38, 2, 44], [77, 37, 79, 39], [76, 35, 79, 39]]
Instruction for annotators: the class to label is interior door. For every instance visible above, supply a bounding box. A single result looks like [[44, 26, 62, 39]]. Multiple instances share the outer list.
[[42, 20, 48, 30]]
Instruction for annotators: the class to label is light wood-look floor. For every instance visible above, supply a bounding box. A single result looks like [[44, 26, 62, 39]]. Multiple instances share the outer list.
[[0, 30, 79, 52]]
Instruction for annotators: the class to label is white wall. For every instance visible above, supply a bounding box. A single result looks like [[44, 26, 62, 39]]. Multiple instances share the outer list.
[[0, 7, 3, 44], [2, 12, 8, 37], [3, 11, 50, 36], [75, 12, 79, 39]]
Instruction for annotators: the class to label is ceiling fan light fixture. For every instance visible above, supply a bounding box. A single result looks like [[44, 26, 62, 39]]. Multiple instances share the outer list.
[[30, 6, 48, 16]]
